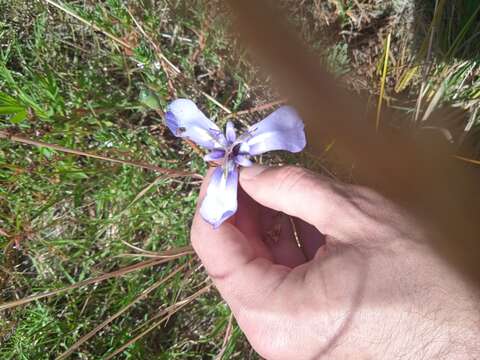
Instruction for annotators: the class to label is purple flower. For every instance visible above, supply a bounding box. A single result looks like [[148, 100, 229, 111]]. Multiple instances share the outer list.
[[165, 99, 306, 228]]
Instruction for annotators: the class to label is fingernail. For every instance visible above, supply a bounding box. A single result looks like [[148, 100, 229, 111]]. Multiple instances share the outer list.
[[240, 164, 268, 180]]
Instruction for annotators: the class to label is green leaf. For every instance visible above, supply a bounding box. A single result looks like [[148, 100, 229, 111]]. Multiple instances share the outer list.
[[0, 92, 18, 105], [9, 110, 28, 123], [138, 89, 162, 110], [0, 106, 25, 115], [38, 147, 55, 159], [64, 171, 89, 180], [0, 91, 28, 122]]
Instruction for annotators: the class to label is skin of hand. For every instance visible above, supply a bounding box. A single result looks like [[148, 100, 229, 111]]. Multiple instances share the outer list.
[[191, 165, 480, 360]]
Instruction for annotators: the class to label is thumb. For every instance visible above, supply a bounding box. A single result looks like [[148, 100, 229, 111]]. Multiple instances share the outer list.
[[239, 165, 356, 241], [191, 168, 286, 309]]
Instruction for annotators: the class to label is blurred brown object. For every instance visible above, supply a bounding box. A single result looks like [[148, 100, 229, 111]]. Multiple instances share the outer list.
[[227, 0, 480, 286]]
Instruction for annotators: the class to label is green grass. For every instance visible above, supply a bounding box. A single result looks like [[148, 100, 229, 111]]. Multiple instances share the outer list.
[[1, 0, 479, 359], [0, 1, 254, 358]]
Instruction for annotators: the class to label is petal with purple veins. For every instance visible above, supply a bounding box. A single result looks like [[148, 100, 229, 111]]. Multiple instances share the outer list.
[[245, 106, 306, 155], [165, 111, 180, 134], [204, 149, 225, 162], [234, 154, 253, 167], [238, 142, 250, 154], [166, 99, 226, 149], [225, 121, 237, 143], [200, 166, 239, 228]]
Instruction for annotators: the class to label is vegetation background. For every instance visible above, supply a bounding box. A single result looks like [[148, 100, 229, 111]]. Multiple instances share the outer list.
[[1, 0, 479, 358]]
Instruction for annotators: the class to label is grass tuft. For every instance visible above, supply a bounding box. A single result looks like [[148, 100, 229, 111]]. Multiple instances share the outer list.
[[1, 0, 479, 358]]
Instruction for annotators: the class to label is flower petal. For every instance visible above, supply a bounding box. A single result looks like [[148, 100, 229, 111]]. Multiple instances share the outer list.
[[245, 106, 306, 155], [166, 99, 226, 149], [234, 154, 253, 167], [226, 121, 237, 143], [204, 149, 225, 162], [200, 166, 239, 228]]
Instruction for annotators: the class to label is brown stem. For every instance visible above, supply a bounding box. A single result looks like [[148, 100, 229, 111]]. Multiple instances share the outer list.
[[0, 131, 202, 179]]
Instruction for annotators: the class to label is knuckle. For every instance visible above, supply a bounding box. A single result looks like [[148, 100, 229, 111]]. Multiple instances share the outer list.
[[351, 184, 384, 204], [274, 165, 312, 193]]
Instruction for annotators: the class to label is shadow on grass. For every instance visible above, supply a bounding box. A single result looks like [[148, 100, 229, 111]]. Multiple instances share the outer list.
[[414, 0, 480, 60]]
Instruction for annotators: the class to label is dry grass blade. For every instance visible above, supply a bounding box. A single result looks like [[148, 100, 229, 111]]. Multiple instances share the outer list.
[[421, 76, 448, 122], [0, 255, 188, 311], [201, 91, 232, 114], [376, 33, 391, 132], [43, 0, 132, 50], [117, 175, 169, 218], [455, 155, 480, 165], [125, 261, 202, 333], [124, 6, 180, 75], [124, 4, 179, 98], [122, 8, 230, 157], [414, 0, 445, 124], [127, 12, 233, 118], [44, 0, 238, 121], [104, 283, 212, 360], [56, 263, 188, 359], [225, 99, 286, 119], [236, 99, 285, 115], [121, 240, 167, 256], [117, 245, 194, 259], [0, 131, 201, 179], [164, 262, 203, 325], [214, 312, 234, 360], [129, 176, 166, 204], [458, 106, 479, 147]]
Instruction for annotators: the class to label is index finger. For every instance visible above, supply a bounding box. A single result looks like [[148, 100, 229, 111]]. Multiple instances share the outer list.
[[191, 168, 269, 280]]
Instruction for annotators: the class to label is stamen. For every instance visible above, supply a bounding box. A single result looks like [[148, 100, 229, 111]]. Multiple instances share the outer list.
[[176, 127, 186, 136], [231, 143, 241, 157]]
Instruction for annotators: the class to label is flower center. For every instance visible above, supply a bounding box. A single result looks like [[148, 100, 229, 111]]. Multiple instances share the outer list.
[[223, 143, 239, 163], [230, 143, 241, 157]]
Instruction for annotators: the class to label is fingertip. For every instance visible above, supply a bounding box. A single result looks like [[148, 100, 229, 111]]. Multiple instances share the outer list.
[[192, 167, 254, 278], [239, 164, 268, 182]]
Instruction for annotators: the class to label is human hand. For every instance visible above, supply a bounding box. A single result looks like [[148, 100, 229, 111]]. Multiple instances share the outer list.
[[191, 165, 480, 359]]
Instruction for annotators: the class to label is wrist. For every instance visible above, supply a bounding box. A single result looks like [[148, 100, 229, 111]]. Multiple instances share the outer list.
[[396, 289, 480, 359], [346, 296, 480, 360]]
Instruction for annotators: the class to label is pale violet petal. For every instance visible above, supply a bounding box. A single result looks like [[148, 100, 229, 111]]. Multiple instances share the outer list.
[[234, 154, 253, 167], [200, 166, 238, 228], [165, 111, 180, 134], [204, 150, 225, 162], [238, 142, 250, 154], [245, 106, 306, 155], [166, 99, 226, 149], [226, 121, 237, 143]]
